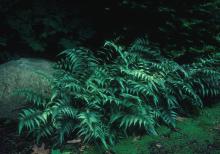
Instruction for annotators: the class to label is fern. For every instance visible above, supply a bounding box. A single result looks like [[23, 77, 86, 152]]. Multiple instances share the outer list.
[[17, 37, 220, 150], [14, 89, 48, 108]]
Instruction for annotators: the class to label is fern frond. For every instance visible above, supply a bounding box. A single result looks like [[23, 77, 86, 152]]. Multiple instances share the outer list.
[[14, 89, 48, 108], [104, 41, 128, 65], [160, 110, 177, 128], [55, 119, 77, 144], [18, 109, 44, 134], [35, 122, 55, 143]]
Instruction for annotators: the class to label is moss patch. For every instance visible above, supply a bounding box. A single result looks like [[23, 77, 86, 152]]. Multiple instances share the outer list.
[[83, 103, 220, 154]]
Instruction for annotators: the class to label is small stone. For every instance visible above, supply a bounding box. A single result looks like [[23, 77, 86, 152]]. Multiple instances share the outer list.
[[155, 143, 162, 149]]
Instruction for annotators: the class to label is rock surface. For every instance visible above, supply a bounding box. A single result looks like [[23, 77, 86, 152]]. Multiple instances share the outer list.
[[0, 58, 55, 119]]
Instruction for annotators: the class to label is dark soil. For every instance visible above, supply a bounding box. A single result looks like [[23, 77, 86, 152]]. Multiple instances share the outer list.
[[0, 119, 33, 154]]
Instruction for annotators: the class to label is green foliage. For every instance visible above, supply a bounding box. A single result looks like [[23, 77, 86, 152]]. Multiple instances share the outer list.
[[85, 103, 220, 154], [118, 0, 220, 59], [18, 37, 220, 150], [0, 0, 95, 62], [1, 0, 220, 63]]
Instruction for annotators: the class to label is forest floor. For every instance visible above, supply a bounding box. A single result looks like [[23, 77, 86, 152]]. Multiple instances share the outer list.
[[85, 102, 220, 154], [0, 102, 220, 154]]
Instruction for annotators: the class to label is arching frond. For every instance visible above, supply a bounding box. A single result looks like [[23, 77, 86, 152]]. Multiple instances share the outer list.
[[17, 38, 220, 150]]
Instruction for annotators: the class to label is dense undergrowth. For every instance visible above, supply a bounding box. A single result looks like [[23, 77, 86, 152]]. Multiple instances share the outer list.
[[17, 37, 220, 150], [1, 0, 220, 63]]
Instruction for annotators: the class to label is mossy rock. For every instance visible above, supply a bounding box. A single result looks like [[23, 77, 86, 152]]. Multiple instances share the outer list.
[[0, 58, 55, 119]]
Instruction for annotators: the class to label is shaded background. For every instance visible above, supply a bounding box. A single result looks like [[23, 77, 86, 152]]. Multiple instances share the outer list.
[[0, 0, 220, 63]]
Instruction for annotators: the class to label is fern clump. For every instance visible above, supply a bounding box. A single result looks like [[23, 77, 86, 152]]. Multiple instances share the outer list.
[[18, 38, 220, 150]]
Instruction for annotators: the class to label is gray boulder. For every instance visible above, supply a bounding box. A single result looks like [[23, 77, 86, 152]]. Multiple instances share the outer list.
[[0, 58, 55, 119]]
